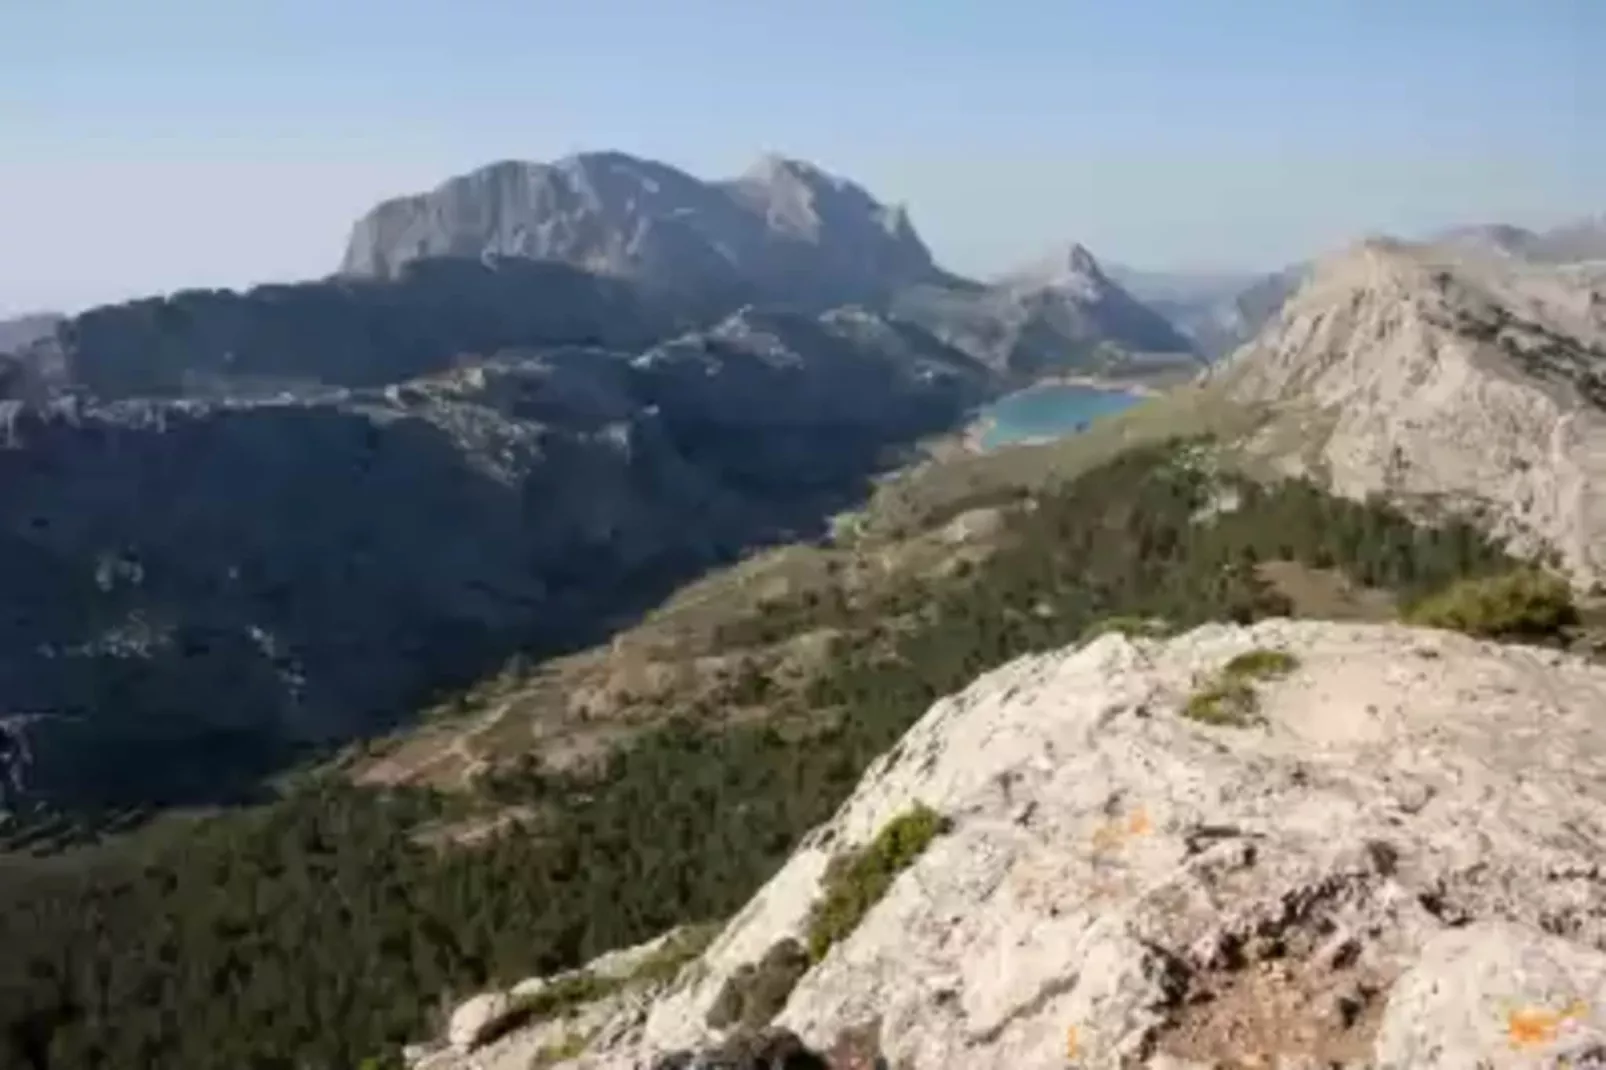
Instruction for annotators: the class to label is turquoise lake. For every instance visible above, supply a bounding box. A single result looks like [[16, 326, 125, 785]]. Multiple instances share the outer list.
[[978, 383, 1144, 449]]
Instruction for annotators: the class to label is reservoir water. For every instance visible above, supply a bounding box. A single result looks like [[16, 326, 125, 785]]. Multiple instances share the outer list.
[[978, 383, 1144, 450]]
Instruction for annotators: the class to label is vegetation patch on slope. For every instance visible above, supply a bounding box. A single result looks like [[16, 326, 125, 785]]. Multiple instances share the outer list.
[[1404, 567, 1578, 640], [805, 803, 950, 962], [1183, 677, 1263, 727], [1182, 648, 1301, 728]]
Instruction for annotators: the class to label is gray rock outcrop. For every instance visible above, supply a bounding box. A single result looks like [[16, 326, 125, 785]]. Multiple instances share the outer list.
[[1217, 237, 1606, 585], [447, 993, 516, 1054], [441, 619, 1606, 1068]]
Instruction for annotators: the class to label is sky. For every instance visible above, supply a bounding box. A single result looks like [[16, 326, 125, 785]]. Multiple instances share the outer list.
[[1, 0, 1600, 315]]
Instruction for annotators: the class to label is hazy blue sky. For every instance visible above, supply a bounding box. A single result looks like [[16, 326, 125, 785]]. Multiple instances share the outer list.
[[1, 0, 1599, 315]]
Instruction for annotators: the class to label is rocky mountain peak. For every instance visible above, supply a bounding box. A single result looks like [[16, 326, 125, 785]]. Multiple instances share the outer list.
[[739, 153, 841, 190], [1061, 240, 1103, 278], [994, 242, 1128, 309], [338, 150, 941, 306]]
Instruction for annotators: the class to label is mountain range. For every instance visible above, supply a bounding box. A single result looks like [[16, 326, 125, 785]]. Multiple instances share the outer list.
[[0, 300, 991, 812], [2, 148, 1602, 820], [1110, 215, 1606, 360], [0, 150, 1209, 818], [337, 151, 1199, 377]]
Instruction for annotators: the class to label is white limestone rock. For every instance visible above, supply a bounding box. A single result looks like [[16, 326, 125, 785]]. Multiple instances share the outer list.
[[429, 620, 1606, 1068], [1374, 922, 1606, 1069], [446, 992, 515, 1053]]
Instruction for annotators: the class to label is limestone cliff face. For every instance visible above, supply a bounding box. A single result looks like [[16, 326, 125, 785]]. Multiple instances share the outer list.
[[1217, 238, 1606, 586], [419, 620, 1606, 1068], [339, 152, 945, 310]]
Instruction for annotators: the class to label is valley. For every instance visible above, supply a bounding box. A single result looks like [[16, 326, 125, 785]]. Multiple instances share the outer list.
[[0, 427, 1554, 1069]]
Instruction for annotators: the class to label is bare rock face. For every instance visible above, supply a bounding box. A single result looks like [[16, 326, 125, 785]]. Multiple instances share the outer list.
[[446, 993, 515, 1053], [338, 152, 945, 310], [472, 620, 1606, 1068], [1217, 238, 1606, 585]]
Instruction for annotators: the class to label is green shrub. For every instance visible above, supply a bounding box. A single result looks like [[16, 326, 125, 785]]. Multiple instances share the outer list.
[[1405, 568, 1578, 639], [1182, 677, 1260, 727], [1182, 647, 1300, 727], [805, 804, 949, 962], [1222, 648, 1300, 680]]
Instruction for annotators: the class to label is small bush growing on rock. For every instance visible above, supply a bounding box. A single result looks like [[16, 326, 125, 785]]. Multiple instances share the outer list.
[[1222, 648, 1300, 680], [806, 803, 950, 962], [1182, 647, 1299, 727], [1182, 677, 1260, 727], [705, 938, 811, 1032], [1404, 568, 1578, 640]]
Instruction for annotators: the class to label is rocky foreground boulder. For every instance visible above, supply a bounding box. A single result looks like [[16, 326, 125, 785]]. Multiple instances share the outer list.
[[418, 619, 1606, 1068]]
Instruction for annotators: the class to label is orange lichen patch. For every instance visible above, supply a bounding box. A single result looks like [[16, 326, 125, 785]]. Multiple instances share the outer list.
[[1065, 1024, 1079, 1059], [1507, 999, 1589, 1049], [1091, 806, 1154, 852]]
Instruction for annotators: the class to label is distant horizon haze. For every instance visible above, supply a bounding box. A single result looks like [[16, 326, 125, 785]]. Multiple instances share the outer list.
[[1, 0, 1597, 316]]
